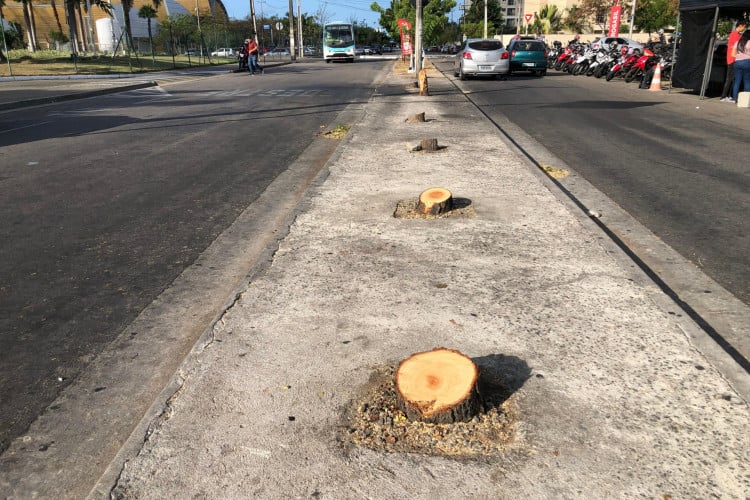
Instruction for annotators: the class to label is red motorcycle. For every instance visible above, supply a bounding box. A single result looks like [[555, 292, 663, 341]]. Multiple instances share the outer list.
[[553, 46, 575, 71], [605, 48, 641, 81], [624, 49, 657, 83]]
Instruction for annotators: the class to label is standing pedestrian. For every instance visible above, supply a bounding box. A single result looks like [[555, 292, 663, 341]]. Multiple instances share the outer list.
[[731, 29, 750, 103], [721, 20, 747, 102], [247, 37, 263, 75]]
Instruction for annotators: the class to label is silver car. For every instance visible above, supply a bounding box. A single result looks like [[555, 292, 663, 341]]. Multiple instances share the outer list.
[[454, 38, 510, 80]]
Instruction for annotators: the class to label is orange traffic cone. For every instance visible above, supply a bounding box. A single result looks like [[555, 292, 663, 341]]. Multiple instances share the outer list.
[[649, 63, 662, 91]]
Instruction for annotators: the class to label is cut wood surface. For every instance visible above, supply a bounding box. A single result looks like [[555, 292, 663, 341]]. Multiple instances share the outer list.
[[417, 187, 453, 215], [396, 348, 482, 423]]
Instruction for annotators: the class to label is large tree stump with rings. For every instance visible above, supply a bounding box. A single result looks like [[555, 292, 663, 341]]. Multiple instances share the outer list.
[[396, 348, 482, 424], [417, 187, 453, 215]]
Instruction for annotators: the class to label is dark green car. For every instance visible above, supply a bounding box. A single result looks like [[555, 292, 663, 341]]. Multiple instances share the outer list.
[[508, 39, 547, 76]]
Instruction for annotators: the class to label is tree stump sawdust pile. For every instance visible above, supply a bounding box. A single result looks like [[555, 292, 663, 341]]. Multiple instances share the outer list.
[[342, 352, 520, 457], [393, 187, 474, 219]]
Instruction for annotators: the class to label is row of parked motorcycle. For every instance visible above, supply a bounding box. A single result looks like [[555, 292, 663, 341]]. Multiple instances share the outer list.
[[547, 39, 677, 88]]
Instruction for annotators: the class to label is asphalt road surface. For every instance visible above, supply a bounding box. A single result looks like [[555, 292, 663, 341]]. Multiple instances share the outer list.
[[431, 56, 749, 307], [0, 59, 389, 453]]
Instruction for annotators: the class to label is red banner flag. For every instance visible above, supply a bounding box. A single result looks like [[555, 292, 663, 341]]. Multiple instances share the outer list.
[[608, 4, 623, 37]]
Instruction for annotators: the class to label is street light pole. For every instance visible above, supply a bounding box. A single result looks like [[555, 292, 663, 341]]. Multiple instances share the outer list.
[[288, 0, 296, 60], [297, 0, 303, 57], [415, 0, 423, 72], [483, 0, 488, 39]]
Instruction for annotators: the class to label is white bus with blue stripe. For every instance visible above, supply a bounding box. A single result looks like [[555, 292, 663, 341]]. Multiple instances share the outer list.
[[323, 22, 356, 63]]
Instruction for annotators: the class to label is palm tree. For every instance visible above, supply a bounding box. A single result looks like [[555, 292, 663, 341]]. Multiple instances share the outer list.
[[138, 4, 156, 61], [64, 0, 111, 55], [50, 0, 64, 35], [533, 5, 562, 35], [121, 0, 135, 52], [15, 0, 37, 51]]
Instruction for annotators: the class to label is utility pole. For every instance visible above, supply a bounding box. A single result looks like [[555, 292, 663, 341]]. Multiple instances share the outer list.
[[629, 0, 637, 38], [483, 0, 488, 39], [249, 0, 259, 42], [415, 0, 423, 72], [288, 0, 296, 60], [297, 0, 303, 57]]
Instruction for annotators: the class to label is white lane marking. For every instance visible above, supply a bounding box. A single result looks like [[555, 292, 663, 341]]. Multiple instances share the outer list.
[[0, 120, 53, 134]]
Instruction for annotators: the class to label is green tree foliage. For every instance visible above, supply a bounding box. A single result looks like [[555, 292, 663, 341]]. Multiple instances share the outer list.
[[575, 0, 609, 33], [138, 4, 157, 60], [371, 0, 456, 45], [156, 14, 197, 54], [48, 29, 69, 43], [563, 5, 587, 33], [531, 4, 562, 35], [634, 0, 677, 35], [462, 0, 503, 37]]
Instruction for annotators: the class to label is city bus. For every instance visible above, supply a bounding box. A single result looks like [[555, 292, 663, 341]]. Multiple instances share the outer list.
[[323, 22, 355, 63]]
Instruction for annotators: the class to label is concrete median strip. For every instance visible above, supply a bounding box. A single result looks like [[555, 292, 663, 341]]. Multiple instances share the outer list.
[[1, 61, 748, 498], [105, 63, 750, 498]]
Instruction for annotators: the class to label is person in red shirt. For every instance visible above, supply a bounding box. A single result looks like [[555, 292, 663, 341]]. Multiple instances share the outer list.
[[246, 37, 263, 75], [721, 20, 747, 102]]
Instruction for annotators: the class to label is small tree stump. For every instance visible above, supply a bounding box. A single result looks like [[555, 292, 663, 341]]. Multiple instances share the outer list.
[[419, 138, 439, 151], [406, 112, 426, 123], [417, 187, 453, 215], [396, 348, 482, 424]]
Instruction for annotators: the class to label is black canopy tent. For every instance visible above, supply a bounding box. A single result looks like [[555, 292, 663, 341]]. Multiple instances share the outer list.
[[673, 0, 749, 97]]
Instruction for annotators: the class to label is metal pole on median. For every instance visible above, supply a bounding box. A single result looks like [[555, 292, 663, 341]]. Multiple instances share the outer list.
[[297, 0, 303, 58], [483, 0, 488, 39], [288, 0, 296, 61], [415, 0, 422, 73]]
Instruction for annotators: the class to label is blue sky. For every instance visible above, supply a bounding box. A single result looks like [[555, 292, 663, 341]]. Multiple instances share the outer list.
[[223, 0, 384, 26]]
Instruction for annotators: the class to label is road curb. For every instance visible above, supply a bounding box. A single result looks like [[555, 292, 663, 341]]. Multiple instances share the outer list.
[[0, 80, 158, 111]]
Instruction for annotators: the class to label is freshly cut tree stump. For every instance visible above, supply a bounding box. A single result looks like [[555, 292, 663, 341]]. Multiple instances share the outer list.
[[417, 187, 453, 215], [396, 348, 482, 424]]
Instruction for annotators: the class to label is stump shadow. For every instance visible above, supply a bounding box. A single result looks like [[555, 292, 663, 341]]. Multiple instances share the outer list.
[[472, 354, 532, 411]]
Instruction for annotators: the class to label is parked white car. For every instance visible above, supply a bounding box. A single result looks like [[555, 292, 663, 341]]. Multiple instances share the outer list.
[[211, 47, 235, 57], [454, 38, 510, 80]]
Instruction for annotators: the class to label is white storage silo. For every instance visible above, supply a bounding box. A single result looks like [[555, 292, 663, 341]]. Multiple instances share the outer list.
[[96, 17, 121, 53]]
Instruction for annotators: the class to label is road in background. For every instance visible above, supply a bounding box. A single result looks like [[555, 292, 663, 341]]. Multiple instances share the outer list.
[[431, 57, 749, 307], [0, 59, 388, 453]]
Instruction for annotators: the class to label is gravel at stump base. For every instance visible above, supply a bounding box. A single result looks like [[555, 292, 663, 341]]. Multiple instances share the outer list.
[[343, 365, 519, 457]]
